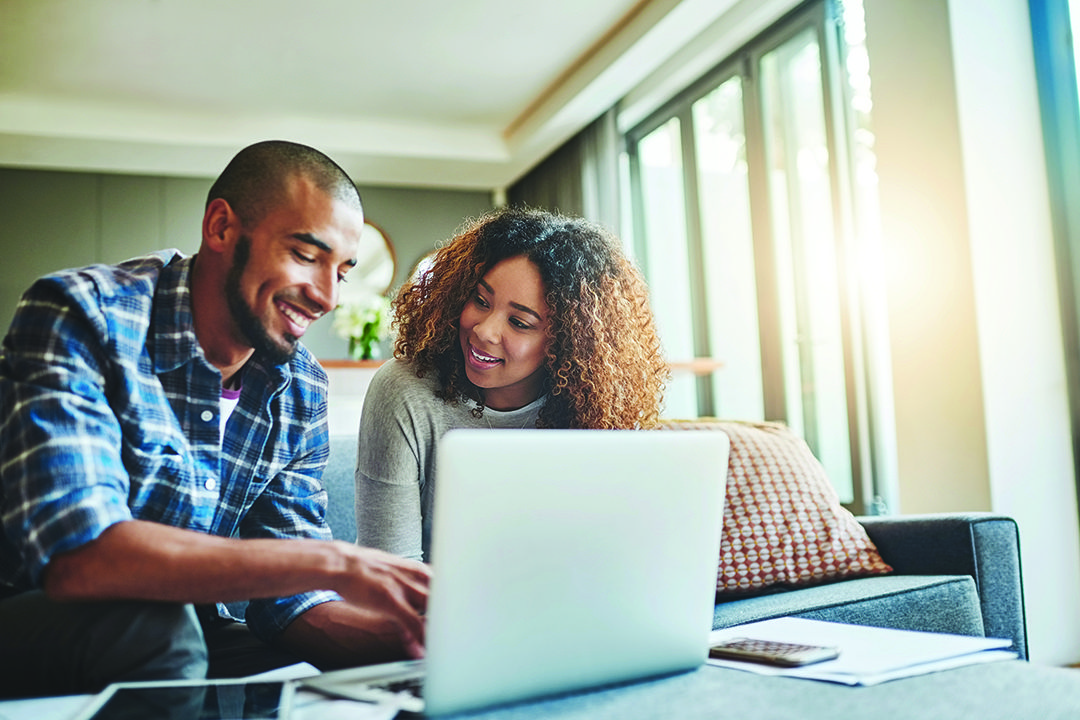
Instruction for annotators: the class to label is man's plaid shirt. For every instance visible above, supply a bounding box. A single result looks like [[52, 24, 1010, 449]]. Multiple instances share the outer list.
[[0, 250, 338, 640]]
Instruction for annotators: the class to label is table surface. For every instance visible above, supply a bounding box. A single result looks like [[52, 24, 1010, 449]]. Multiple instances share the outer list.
[[436, 661, 1080, 720], [4, 660, 1080, 720]]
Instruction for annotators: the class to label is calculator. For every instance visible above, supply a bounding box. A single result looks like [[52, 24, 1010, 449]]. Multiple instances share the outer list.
[[708, 637, 840, 667]]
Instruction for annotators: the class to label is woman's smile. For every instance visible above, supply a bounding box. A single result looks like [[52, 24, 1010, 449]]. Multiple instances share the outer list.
[[466, 343, 503, 369]]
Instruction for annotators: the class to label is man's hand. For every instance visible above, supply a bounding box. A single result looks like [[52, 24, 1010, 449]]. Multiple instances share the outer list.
[[43, 521, 431, 667], [335, 542, 429, 614], [333, 542, 431, 657], [279, 544, 430, 668]]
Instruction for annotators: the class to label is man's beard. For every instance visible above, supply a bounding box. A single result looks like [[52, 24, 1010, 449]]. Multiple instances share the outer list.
[[225, 235, 298, 366]]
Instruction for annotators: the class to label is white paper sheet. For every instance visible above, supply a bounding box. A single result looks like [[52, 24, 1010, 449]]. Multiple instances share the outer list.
[[707, 617, 1017, 686], [289, 690, 405, 720]]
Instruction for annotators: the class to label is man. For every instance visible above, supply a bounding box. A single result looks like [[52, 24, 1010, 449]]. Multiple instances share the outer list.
[[0, 140, 429, 698]]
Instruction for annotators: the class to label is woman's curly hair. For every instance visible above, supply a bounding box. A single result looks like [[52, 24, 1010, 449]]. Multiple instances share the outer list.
[[392, 206, 668, 429]]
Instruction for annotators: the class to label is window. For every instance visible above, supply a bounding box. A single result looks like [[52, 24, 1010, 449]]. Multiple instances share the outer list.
[[693, 77, 765, 422], [632, 117, 699, 416], [624, 0, 887, 511]]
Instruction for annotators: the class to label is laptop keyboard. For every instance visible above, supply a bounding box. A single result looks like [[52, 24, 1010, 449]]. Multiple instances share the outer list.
[[380, 674, 425, 697], [301, 665, 426, 713]]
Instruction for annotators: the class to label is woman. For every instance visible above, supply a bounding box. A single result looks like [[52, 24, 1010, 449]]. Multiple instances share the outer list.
[[354, 206, 668, 561]]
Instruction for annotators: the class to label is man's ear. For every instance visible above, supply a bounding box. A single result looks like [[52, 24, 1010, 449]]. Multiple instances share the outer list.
[[202, 198, 238, 252]]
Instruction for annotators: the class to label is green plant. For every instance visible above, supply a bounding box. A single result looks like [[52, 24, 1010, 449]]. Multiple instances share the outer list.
[[332, 295, 391, 360]]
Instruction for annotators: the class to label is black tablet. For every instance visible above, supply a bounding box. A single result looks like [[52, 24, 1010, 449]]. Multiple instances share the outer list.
[[73, 678, 292, 720]]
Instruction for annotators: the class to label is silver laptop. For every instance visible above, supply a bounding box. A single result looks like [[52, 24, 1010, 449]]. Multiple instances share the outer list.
[[302, 428, 730, 716]]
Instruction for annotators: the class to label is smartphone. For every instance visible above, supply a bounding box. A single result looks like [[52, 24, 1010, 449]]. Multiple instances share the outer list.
[[708, 637, 840, 667]]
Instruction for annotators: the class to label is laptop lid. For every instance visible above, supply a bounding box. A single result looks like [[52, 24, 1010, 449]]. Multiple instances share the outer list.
[[421, 428, 729, 716]]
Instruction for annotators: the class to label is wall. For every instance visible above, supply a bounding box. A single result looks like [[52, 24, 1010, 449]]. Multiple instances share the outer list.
[[862, 0, 990, 515], [950, 0, 1080, 669], [863, 0, 1080, 666], [0, 169, 207, 332], [0, 168, 493, 359]]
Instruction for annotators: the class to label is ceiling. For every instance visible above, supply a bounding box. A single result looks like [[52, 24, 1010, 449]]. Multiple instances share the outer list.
[[0, 0, 794, 190]]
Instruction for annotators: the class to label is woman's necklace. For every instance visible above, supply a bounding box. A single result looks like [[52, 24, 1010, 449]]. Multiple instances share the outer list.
[[479, 403, 536, 430], [482, 412, 535, 430]]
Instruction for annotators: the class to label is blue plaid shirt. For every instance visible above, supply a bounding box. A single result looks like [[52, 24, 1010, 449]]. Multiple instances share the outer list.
[[0, 250, 339, 641]]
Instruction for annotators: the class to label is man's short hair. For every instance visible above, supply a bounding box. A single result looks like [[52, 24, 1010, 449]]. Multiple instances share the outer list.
[[207, 140, 363, 228]]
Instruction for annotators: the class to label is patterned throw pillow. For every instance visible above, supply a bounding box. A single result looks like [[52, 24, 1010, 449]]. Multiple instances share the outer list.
[[658, 419, 893, 595]]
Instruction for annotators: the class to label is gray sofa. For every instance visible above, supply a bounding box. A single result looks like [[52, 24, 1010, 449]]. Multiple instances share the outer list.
[[323, 435, 1029, 660]]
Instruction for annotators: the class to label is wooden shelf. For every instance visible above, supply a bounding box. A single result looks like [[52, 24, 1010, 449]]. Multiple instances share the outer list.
[[320, 358, 724, 375], [668, 359, 725, 376], [319, 359, 387, 369]]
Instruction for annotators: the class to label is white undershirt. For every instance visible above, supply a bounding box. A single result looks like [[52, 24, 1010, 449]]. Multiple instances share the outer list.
[[220, 386, 242, 443]]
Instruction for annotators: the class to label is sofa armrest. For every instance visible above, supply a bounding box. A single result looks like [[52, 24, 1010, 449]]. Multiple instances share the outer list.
[[858, 512, 1028, 659]]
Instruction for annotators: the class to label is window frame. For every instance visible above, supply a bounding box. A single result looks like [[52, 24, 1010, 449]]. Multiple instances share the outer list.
[[623, 0, 879, 512]]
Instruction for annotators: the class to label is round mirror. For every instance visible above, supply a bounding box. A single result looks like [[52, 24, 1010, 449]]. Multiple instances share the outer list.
[[409, 249, 438, 284], [340, 221, 397, 303]]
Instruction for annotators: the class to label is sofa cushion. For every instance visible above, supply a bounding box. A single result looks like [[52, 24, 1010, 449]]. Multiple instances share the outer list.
[[325, 435, 359, 543], [712, 574, 986, 639], [659, 420, 892, 595]]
